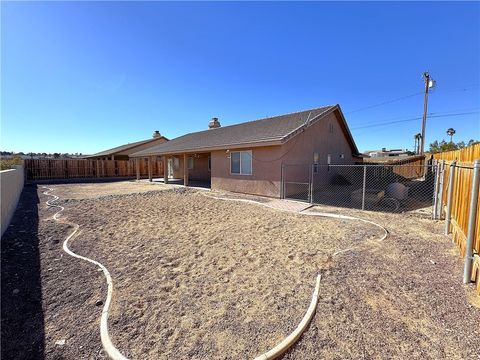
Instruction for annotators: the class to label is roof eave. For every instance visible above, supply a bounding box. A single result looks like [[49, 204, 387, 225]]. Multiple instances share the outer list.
[[130, 139, 283, 157]]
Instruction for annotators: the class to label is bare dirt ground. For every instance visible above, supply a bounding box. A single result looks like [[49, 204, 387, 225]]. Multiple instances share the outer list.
[[51, 180, 175, 199], [2, 181, 479, 359]]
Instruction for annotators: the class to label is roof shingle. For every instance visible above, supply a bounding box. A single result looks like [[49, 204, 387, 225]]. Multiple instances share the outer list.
[[131, 105, 337, 156]]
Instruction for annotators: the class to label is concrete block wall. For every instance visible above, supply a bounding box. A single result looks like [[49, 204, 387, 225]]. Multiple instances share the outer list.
[[1, 165, 25, 237]]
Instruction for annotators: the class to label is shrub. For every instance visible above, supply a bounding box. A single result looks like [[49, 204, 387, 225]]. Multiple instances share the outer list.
[[0, 156, 23, 170]]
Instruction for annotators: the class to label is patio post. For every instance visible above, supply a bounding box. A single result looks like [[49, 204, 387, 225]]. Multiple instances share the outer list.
[[148, 156, 153, 182], [163, 156, 168, 184], [183, 153, 189, 186], [136, 158, 140, 180]]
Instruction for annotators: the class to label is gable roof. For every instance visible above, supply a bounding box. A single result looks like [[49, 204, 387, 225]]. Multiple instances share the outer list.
[[131, 104, 359, 157], [86, 137, 168, 158]]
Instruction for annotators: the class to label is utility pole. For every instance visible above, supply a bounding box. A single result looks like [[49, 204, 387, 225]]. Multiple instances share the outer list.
[[420, 71, 435, 155]]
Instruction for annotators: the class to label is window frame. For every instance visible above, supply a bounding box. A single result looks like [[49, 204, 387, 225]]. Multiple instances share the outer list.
[[230, 150, 252, 176], [187, 157, 194, 170]]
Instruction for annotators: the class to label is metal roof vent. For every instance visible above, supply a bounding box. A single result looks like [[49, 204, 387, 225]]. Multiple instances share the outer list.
[[153, 130, 162, 138], [208, 117, 221, 129]]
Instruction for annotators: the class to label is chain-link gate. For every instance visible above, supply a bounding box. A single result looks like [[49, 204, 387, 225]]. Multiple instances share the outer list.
[[281, 164, 312, 202], [282, 163, 437, 214]]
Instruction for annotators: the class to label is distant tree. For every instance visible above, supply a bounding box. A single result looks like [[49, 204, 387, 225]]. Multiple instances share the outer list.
[[446, 128, 456, 143], [429, 140, 440, 153], [53, 153, 60, 159], [429, 138, 479, 153]]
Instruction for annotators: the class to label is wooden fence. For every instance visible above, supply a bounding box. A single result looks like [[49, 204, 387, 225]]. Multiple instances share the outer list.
[[433, 142, 480, 163], [362, 155, 428, 179], [433, 144, 480, 293], [24, 158, 164, 181]]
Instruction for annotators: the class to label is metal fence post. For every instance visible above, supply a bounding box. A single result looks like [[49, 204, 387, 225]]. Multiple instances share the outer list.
[[463, 160, 480, 284], [362, 165, 367, 210], [309, 164, 314, 204], [433, 160, 441, 220], [437, 160, 446, 219], [444, 161, 456, 235]]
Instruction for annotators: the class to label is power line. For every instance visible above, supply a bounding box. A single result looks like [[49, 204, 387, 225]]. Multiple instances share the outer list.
[[351, 106, 480, 128], [351, 111, 479, 130], [346, 84, 479, 115], [346, 91, 424, 114]]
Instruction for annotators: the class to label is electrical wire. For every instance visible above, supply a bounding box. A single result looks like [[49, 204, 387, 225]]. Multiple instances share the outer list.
[[351, 111, 479, 130], [346, 92, 424, 114], [346, 84, 479, 115]]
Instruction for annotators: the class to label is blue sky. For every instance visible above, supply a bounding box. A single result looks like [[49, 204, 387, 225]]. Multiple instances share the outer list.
[[1, 1, 479, 154]]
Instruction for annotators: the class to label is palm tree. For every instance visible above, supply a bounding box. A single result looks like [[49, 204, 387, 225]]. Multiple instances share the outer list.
[[446, 128, 456, 143], [414, 133, 422, 154]]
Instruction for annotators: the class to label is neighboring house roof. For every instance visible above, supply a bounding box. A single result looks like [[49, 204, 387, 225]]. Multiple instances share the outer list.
[[86, 137, 168, 158], [131, 104, 359, 157]]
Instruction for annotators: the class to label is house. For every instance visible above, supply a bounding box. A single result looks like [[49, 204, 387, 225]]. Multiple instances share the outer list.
[[364, 148, 414, 160], [130, 105, 359, 198], [85, 131, 168, 160]]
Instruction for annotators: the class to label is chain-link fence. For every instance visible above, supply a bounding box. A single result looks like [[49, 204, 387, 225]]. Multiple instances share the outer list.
[[282, 163, 436, 213]]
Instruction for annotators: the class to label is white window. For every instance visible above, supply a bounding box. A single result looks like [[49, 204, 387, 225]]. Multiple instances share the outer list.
[[230, 150, 252, 175], [187, 157, 194, 170]]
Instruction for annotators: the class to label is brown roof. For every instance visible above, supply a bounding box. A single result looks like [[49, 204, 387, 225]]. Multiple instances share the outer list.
[[131, 105, 358, 156], [85, 137, 168, 158]]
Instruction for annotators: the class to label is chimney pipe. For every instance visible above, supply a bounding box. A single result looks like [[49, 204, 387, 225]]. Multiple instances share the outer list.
[[153, 130, 161, 138], [208, 117, 221, 129]]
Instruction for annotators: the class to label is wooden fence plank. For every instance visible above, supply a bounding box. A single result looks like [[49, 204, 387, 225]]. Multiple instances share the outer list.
[[434, 144, 480, 293], [24, 158, 164, 181]]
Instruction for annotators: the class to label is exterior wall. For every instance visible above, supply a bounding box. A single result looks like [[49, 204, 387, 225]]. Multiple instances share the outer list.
[[282, 111, 355, 186], [282, 111, 354, 165], [211, 147, 283, 197], [1, 165, 25, 237], [211, 110, 356, 198], [166, 154, 211, 181], [188, 154, 211, 181]]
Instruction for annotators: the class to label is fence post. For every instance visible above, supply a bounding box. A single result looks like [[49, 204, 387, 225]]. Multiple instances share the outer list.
[[463, 160, 480, 284], [433, 160, 441, 220], [309, 164, 314, 204], [437, 160, 446, 219], [362, 165, 367, 210], [444, 161, 456, 235]]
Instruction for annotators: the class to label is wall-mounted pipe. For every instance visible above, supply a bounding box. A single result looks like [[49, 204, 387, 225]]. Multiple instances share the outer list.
[[463, 160, 480, 284]]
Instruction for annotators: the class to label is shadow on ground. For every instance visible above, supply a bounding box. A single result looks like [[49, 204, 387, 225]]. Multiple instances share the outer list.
[[1, 185, 45, 359]]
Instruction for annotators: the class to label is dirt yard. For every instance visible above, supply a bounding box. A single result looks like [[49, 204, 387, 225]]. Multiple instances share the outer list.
[[1, 181, 479, 359]]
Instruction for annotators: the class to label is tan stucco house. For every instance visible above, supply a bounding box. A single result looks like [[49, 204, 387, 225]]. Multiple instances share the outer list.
[[85, 131, 168, 160], [131, 105, 359, 198]]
